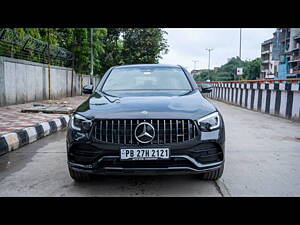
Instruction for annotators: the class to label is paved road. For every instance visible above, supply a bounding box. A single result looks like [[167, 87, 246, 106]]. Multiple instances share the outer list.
[[0, 100, 300, 197]]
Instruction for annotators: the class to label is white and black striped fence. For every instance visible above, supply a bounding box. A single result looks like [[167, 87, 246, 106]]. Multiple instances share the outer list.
[[200, 82, 300, 121]]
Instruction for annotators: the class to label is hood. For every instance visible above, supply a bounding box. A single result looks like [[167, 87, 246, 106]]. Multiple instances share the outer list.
[[75, 90, 216, 120]]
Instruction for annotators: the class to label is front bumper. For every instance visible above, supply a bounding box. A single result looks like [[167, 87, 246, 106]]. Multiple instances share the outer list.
[[68, 155, 224, 175], [66, 118, 225, 176]]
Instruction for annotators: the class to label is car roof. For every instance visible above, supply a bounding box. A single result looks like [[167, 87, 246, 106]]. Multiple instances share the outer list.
[[114, 64, 182, 69]]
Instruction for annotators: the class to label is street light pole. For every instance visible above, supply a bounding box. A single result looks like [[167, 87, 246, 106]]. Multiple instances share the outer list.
[[239, 28, 242, 59], [47, 28, 51, 100], [205, 48, 213, 70], [90, 28, 94, 85], [192, 60, 199, 70], [205, 48, 213, 81]]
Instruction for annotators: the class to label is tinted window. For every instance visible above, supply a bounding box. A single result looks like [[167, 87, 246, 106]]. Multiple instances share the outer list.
[[101, 67, 192, 92]]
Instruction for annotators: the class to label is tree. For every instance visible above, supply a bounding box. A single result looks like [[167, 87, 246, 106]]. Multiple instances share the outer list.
[[243, 58, 261, 80], [193, 70, 213, 81], [91, 28, 107, 75], [219, 57, 243, 77], [71, 28, 90, 74], [4, 28, 169, 76], [193, 57, 261, 81], [121, 28, 168, 64], [98, 28, 123, 76]]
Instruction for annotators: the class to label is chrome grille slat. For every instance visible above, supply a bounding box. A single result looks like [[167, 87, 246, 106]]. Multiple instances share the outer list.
[[106, 120, 108, 142], [111, 120, 114, 142], [157, 120, 159, 144], [118, 120, 120, 144], [176, 120, 178, 143], [182, 119, 184, 141], [100, 120, 102, 141], [163, 120, 166, 144], [170, 120, 172, 143], [124, 120, 126, 144], [93, 119, 198, 144], [130, 120, 133, 144], [188, 120, 190, 140], [151, 120, 153, 144]]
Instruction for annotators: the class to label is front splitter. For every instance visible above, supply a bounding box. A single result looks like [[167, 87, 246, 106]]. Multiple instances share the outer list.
[[69, 163, 223, 176]]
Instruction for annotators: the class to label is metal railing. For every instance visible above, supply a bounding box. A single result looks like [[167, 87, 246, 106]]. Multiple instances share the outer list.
[[196, 78, 300, 84]]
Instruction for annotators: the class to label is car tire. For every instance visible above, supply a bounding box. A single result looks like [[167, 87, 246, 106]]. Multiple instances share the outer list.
[[200, 165, 224, 180], [68, 166, 91, 182]]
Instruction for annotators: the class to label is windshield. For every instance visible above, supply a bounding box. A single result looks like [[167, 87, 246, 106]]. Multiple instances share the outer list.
[[101, 67, 192, 93]]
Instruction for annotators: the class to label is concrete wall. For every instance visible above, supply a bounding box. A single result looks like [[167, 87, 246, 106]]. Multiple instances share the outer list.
[[0, 56, 100, 106], [202, 82, 300, 121]]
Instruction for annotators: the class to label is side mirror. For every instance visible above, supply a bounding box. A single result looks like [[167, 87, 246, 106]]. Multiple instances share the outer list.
[[82, 85, 93, 94], [200, 83, 212, 93]]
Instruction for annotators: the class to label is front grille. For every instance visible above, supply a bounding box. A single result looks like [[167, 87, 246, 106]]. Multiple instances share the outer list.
[[92, 119, 198, 144]]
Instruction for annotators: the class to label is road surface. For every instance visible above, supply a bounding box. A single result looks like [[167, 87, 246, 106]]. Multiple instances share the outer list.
[[0, 100, 300, 197]]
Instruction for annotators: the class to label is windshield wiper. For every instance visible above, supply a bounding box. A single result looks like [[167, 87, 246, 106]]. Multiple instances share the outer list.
[[100, 90, 120, 98], [179, 89, 193, 96]]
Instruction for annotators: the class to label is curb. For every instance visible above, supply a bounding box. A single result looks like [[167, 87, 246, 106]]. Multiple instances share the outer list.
[[0, 115, 70, 157]]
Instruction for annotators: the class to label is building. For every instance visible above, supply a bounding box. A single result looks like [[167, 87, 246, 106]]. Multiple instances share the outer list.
[[277, 28, 291, 79], [287, 29, 300, 76], [276, 28, 300, 79], [260, 28, 300, 79], [261, 28, 300, 79], [260, 38, 279, 79]]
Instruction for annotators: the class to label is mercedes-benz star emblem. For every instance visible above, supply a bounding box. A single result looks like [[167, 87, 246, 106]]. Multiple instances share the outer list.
[[134, 122, 155, 144]]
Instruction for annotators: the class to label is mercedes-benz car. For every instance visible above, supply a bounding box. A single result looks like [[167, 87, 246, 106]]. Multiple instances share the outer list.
[[66, 64, 225, 182]]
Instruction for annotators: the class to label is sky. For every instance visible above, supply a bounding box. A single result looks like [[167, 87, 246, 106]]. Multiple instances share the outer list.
[[159, 28, 275, 72]]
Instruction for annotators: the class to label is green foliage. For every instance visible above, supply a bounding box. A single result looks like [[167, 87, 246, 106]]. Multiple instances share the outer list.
[[121, 28, 169, 64], [5, 28, 169, 77], [242, 58, 261, 80], [98, 28, 124, 75], [69, 28, 107, 75], [193, 57, 261, 81]]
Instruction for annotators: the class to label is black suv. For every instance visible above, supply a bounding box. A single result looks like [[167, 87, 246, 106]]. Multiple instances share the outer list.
[[67, 64, 225, 181]]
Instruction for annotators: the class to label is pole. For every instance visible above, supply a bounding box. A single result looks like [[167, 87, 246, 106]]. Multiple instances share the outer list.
[[205, 48, 213, 80], [208, 51, 210, 70], [192, 60, 199, 70], [238, 28, 242, 80], [71, 52, 74, 97], [81, 74, 83, 95], [239, 28, 242, 59], [47, 28, 51, 100], [206, 48, 213, 70], [90, 28, 93, 85]]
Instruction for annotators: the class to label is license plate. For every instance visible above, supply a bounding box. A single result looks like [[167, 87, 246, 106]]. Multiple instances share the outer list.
[[120, 148, 169, 160]]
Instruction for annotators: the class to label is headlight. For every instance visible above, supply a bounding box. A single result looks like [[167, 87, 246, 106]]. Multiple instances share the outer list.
[[71, 114, 93, 132], [197, 112, 220, 132]]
